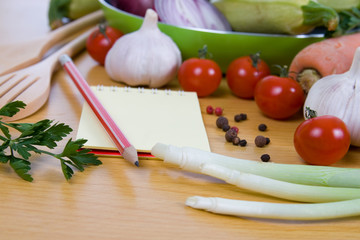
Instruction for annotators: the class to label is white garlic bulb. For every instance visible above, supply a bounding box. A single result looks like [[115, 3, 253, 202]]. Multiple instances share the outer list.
[[304, 47, 360, 146], [105, 9, 182, 88]]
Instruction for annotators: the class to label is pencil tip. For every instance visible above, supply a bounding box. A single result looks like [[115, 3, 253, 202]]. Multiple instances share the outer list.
[[122, 145, 139, 167]]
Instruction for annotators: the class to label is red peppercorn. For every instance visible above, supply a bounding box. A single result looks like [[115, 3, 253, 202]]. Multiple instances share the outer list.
[[215, 107, 223, 116], [206, 105, 214, 114], [230, 126, 239, 133]]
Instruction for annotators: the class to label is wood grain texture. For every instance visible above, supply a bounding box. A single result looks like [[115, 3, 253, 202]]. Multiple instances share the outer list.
[[0, 10, 103, 76], [1, 1, 360, 239]]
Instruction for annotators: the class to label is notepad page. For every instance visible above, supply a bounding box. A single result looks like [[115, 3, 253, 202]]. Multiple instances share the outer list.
[[76, 86, 210, 153]]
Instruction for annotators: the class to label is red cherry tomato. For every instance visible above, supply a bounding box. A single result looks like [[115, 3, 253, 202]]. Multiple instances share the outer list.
[[294, 115, 351, 165], [86, 24, 123, 65], [254, 75, 305, 119], [226, 54, 270, 99], [178, 58, 222, 97]]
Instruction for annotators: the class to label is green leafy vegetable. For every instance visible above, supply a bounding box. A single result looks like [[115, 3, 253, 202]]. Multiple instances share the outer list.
[[0, 101, 102, 181]]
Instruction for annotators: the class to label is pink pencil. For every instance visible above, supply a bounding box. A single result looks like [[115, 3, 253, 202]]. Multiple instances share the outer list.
[[59, 54, 139, 167]]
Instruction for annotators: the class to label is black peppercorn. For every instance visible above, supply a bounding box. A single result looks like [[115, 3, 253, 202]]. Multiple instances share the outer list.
[[265, 137, 270, 145], [216, 116, 228, 129], [255, 135, 267, 147], [225, 129, 238, 142], [234, 113, 247, 122], [222, 124, 230, 132], [239, 139, 247, 147], [258, 123, 267, 131], [261, 154, 271, 162], [234, 115, 241, 122], [232, 137, 241, 145]]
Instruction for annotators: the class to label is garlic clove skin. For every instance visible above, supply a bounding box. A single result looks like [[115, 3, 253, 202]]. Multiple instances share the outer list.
[[304, 47, 360, 146], [105, 9, 182, 88]]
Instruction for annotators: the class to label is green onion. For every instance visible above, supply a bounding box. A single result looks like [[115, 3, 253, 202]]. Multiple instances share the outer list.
[[185, 197, 360, 220], [201, 163, 360, 202], [151, 143, 360, 188]]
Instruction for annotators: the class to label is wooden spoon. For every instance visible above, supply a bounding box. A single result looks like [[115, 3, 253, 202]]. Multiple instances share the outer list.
[[0, 27, 96, 121], [0, 10, 103, 76]]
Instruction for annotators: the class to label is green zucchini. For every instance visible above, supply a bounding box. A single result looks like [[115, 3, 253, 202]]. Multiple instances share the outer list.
[[210, 0, 339, 35], [317, 0, 360, 11]]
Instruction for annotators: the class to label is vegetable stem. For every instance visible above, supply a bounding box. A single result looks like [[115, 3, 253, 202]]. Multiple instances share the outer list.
[[186, 196, 360, 220], [304, 107, 318, 119], [302, 1, 339, 31], [151, 143, 360, 188], [201, 163, 360, 203]]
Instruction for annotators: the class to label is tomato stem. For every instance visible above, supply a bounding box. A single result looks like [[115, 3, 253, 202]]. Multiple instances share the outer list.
[[272, 65, 289, 78], [198, 45, 212, 59], [249, 52, 261, 68], [304, 107, 318, 119], [98, 22, 109, 41]]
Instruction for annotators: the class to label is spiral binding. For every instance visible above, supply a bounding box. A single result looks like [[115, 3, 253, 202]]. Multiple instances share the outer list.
[[95, 85, 186, 96]]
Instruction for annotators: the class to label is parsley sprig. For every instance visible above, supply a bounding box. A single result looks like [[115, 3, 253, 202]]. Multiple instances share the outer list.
[[0, 101, 102, 181]]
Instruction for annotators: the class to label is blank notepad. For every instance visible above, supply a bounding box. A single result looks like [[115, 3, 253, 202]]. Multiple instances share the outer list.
[[76, 86, 210, 158]]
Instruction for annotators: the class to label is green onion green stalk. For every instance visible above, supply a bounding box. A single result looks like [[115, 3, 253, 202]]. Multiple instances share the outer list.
[[151, 143, 360, 188]]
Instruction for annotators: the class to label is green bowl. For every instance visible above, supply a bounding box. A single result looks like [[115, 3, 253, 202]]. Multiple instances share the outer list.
[[99, 0, 323, 72]]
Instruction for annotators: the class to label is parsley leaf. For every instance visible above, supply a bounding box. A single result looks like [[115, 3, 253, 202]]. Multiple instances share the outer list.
[[0, 101, 102, 181], [55, 138, 102, 180], [0, 101, 26, 118], [9, 156, 33, 182]]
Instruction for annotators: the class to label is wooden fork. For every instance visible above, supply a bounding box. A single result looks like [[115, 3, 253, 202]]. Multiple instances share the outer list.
[[0, 10, 103, 76], [0, 27, 96, 121]]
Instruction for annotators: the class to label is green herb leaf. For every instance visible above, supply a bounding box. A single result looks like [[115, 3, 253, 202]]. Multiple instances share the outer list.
[[0, 101, 26, 118], [0, 124, 11, 139], [61, 160, 74, 180], [61, 138, 88, 156], [0, 139, 10, 151], [21, 120, 72, 148], [69, 149, 102, 170], [0, 154, 9, 163], [0, 101, 102, 181], [58, 138, 102, 178], [11, 142, 39, 160], [9, 156, 33, 182]]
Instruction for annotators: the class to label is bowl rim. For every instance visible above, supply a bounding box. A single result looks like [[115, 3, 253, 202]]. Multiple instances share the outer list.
[[99, 0, 324, 39]]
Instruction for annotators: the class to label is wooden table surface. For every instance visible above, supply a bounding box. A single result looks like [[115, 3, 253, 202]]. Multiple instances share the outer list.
[[1, 1, 360, 239]]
